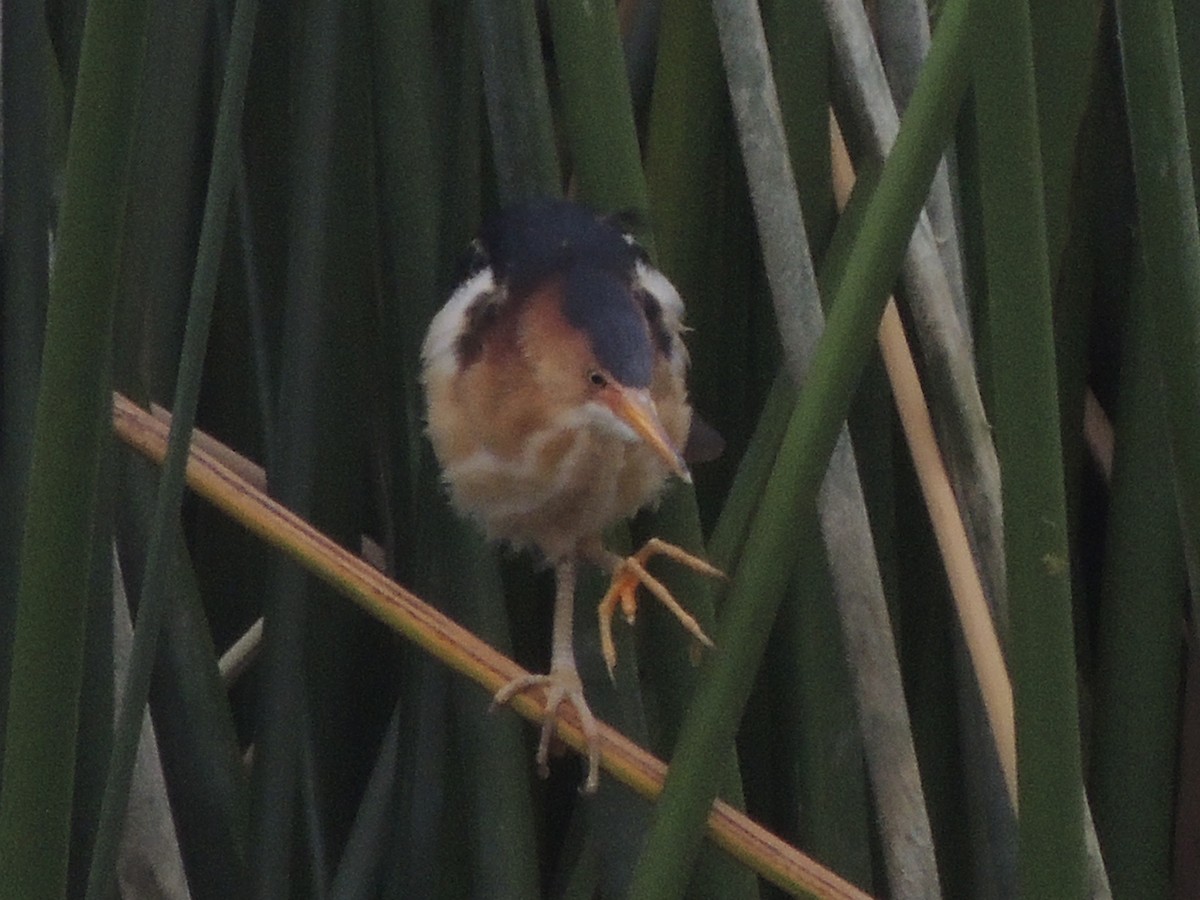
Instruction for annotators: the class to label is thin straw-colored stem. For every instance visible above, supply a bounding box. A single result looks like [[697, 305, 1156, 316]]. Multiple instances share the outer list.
[[829, 109, 1016, 806], [822, 0, 1003, 628], [878, 302, 1016, 798]]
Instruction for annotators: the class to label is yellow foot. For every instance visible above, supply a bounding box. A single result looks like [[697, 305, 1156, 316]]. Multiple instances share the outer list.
[[596, 537, 723, 676], [491, 665, 601, 793]]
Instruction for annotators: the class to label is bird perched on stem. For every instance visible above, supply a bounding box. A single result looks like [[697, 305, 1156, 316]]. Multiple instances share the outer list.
[[421, 198, 722, 792]]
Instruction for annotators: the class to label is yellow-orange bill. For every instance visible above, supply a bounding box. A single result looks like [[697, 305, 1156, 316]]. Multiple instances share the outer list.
[[603, 385, 692, 483]]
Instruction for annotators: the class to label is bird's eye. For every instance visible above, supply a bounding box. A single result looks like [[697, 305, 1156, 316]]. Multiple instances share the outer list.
[[588, 371, 608, 388]]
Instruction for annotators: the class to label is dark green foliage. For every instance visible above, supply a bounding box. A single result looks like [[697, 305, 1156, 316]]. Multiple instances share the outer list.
[[1, 0, 1197, 897]]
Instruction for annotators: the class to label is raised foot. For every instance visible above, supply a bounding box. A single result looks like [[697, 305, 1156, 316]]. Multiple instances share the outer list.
[[491, 665, 601, 793], [597, 537, 724, 676]]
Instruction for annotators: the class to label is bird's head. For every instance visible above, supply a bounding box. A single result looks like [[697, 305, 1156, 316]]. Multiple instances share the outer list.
[[423, 198, 695, 484], [515, 255, 691, 484]]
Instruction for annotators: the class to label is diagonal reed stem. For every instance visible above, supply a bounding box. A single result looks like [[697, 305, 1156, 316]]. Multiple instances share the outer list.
[[111, 391, 870, 900]]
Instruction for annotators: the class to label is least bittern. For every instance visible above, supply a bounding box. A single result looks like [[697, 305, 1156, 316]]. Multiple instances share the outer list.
[[420, 199, 721, 792]]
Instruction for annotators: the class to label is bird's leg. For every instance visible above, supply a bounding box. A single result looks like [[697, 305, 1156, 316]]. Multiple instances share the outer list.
[[589, 537, 723, 677], [490, 557, 602, 793]]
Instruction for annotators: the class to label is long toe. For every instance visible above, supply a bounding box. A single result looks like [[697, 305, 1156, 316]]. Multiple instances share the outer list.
[[598, 570, 641, 677], [635, 536, 726, 581], [491, 667, 602, 793], [628, 555, 714, 650], [596, 539, 723, 675]]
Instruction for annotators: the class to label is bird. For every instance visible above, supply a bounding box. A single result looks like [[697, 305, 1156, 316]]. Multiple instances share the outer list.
[[420, 198, 722, 792]]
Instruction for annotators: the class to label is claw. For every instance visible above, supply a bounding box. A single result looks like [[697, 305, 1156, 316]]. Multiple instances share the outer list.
[[492, 666, 601, 793], [597, 537, 722, 677]]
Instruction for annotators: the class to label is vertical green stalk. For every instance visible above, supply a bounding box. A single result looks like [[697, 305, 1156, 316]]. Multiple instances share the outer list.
[[1114, 0, 1200, 631], [643, 0, 728, 295], [644, 0, 756, 526], [0, 0, 53, 729], [471, 0, 559, 201], [1029, 0, 1103, 288], [370, 0, 441, 528], [1090, 265, 1185, 898], [0, 0, 151, 893], [370, 3, 539, 896], [82, 0, 258, 894], [1174, 0, 1200, 197], [972, 1, 1086, 895], [546, 0, 647, 224], [251, 0, 350, 893]]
